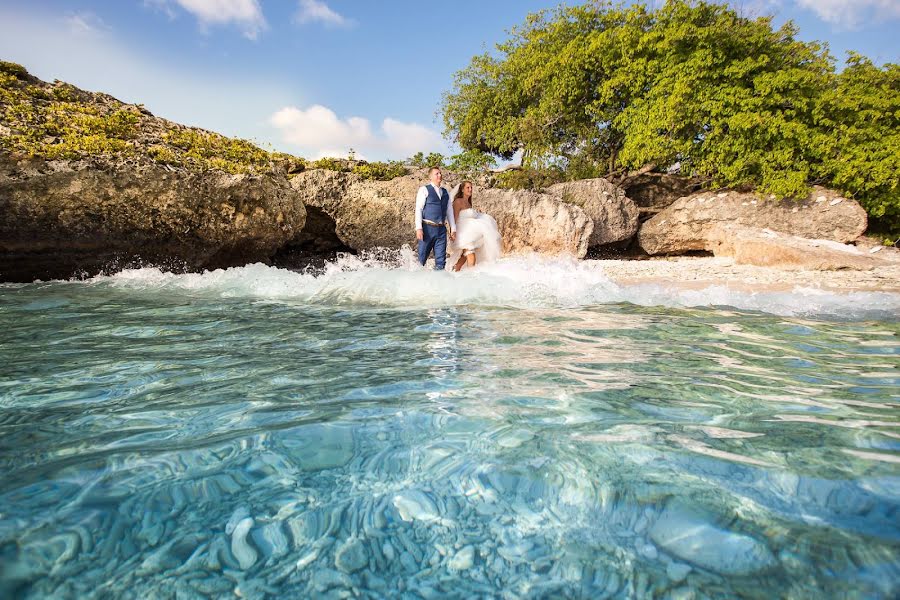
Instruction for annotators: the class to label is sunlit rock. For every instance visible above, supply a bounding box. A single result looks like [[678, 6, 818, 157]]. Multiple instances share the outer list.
[[649, 502, 775, 575]]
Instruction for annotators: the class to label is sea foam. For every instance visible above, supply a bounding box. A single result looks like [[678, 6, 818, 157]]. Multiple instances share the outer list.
[[83, 250, 900, 319]]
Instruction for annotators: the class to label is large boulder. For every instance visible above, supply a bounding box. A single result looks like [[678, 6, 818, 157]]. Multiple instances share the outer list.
[[476, 188, 593, 257], [289, 171, 594, 258], [546, 178, 638, 247], [0, 153, 306, 281], [619, 173, 704, 214], [708, 225, 893, 271], [638, 186, 868, 255]]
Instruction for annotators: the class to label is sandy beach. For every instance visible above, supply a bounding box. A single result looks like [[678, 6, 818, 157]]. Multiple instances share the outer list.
[[596, 255, 900, 293]]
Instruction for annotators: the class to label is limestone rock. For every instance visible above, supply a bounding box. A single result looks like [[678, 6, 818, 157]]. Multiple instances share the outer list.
[[708, 225, 891, 271], [476, 188, 593, 258], [546, 178, 638, 247], [649, 502, 775, 576], [638, 187, 868, 256], [0, 153, 305, 282], [619, 172, 704, 212], [289, 171, 593, 258], [334, 537, 368, 573]]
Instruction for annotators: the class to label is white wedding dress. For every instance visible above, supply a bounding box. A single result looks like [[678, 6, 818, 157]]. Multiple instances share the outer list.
[[449, 206, 502, 267]]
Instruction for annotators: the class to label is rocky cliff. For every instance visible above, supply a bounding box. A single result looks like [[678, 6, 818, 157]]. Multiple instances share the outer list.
[[0, 61, 306, 281]]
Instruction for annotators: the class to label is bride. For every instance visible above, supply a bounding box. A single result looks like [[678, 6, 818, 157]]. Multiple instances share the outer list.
[[448, 181, 502, 271]]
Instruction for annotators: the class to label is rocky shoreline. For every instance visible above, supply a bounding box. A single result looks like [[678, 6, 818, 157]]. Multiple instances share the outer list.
[[597, 256, 900, 293], [1, 62, 897, 287]]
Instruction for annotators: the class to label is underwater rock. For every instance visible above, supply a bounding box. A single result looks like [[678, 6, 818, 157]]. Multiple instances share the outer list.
[[230, 517, 258, 570], [281, 424, 355, 472], [393, 490, 442, 524], [448, 545, 475, 571], [226, 507, 251, 535], [649, 502, 775, 576], [334, 537, 367, 573], [666, 561, 692, 583]]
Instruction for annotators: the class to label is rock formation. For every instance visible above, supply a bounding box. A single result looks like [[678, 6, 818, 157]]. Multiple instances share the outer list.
[[289, 171, 594, 258], [546, 178, 638, 247], [707, 225, 892, 271], [638, 187, 868, 256], [0, 153, 305, 281]]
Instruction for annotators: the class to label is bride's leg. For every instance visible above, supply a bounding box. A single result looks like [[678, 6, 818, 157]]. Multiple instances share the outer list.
[[453, 254, 467, 272], [466, 253, 476, 268]]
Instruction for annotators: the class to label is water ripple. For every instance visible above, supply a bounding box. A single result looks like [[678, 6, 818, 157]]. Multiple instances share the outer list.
[[0, 274, 898, 598]]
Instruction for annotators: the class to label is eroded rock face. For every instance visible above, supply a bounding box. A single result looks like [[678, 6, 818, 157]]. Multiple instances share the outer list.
[[619, 173, 704, 211], [708, 225, 890, 271], [0, 153, 305, 281], [546, 178, 638, 247], [476, 188, 593, 257], [638, 187, 868, 256], [289, 170, 593, 258]]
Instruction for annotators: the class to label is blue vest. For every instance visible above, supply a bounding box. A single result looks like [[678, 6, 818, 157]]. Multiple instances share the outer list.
[[422, 185, 449, 223]]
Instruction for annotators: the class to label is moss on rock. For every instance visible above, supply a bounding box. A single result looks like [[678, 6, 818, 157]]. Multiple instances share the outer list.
[[0, 61, 305, 174]]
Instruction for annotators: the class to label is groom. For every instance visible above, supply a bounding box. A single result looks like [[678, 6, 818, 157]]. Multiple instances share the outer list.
[[415, 166, 456, 270]]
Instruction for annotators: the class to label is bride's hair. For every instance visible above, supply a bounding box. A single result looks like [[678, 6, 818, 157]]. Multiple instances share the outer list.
[[454, 180, 474, 203]]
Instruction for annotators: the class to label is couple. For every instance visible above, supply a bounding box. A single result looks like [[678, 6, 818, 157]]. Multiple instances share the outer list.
[[415, 167, 501, 271]]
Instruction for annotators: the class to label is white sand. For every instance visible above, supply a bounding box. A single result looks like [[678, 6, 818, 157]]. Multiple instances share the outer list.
[[595, 256, 900, 293]]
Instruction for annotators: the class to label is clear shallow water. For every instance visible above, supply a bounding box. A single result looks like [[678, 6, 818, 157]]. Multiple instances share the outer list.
[[1, 255, 898, 599]]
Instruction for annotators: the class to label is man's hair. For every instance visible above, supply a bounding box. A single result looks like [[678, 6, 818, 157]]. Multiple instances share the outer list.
[[428, 166, 441, 177]]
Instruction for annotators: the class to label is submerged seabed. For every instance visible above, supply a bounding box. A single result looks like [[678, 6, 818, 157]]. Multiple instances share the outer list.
[[1, 254, 898, 599]]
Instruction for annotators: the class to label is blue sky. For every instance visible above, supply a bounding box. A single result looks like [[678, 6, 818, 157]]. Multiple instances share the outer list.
[[1, 1, 898, 160]]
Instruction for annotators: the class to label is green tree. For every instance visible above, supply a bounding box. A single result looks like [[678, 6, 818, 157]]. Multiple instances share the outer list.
[[425, 152, 445, 167], [816, 54, 900, 230], [447, 149, 497, 173], [441, 0, 899, 227], [407, 151, 427, 167]]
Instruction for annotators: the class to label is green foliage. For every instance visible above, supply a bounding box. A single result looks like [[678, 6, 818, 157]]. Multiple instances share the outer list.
[[425, 152, 445, 168], [163, 128, 272, 172], [447, 149, 497, 173], [0, 60, 28, 80], [352, 160, 407, 180], [148, 144, 177, 164], [407, 151, 448, 168], [0, 62, 304, 173], [816, 54, 900, 231], [407, 151, 427, 167], [311, 156, 350, 171], [442, 0, 900, 225]]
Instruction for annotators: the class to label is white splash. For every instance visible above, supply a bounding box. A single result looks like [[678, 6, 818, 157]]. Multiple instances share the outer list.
[[83, 252, 900, 319]]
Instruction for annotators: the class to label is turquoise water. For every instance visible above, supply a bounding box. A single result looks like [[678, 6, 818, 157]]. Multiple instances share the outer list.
[[1, 257, 899, 599]]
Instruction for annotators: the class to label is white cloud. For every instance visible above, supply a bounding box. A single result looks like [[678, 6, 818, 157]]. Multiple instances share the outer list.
[[63, 11, 110, 36], [793, 0, 900, 27], [294, 0, 352, 28], [270, 105, 446, 160], [271, 105, 373, 149], [147, 0, 267, 39]]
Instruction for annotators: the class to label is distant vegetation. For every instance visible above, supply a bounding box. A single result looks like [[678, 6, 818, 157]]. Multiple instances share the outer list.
[[0, 60, 302, 175], [441, 0, 900, 231], [407, 149, 497, 173]]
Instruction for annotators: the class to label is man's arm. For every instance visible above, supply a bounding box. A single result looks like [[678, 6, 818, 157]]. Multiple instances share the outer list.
[[414, 186, 426, 240], [445, 191, 457, 235]]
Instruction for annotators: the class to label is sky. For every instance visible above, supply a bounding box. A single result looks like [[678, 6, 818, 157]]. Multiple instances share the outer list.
[[0, 0, 898, 161]]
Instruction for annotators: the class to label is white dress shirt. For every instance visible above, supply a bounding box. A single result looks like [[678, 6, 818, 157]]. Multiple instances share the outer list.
[[414, 184, 456, 233]]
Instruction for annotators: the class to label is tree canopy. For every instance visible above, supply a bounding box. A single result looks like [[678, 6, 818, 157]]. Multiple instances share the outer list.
[[441, 0, 899, 230]]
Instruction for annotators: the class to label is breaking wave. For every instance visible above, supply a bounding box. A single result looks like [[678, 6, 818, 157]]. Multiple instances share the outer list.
[[77, 250, 900, 319]]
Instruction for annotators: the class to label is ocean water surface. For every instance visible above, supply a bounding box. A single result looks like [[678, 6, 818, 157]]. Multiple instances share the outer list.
[[1, 254, 898, 598]]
